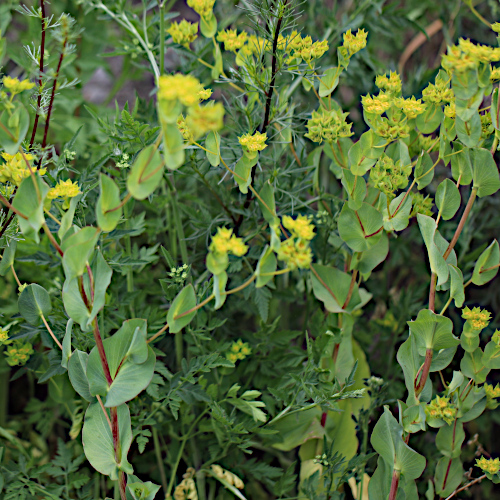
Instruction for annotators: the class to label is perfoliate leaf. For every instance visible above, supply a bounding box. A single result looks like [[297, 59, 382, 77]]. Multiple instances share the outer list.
[[127, 145, 164, 199], [18, 283, 52, 326], [168, 284, 197, 333], [435, 179, 461, 220], [96, 174, 122, 232], [472, 239, 499, 285]]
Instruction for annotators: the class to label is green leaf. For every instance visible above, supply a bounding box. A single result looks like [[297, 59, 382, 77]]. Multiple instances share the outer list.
[[416, 103, 443, 134], [62, 276, 91, 332], [414, 151, 434, 189], [58, 193, 82, 241], [61, 319, 73, 369], [0, 240, 16, 276], [491, 88, 500, 130], [96, 174, 122, 232], [61, 226, 100, 280], [0, 102, 30, 154], [450, 143, 472, 185], [205, 131, 221, 166], [82, 402, 133, 480], [436, 422, 465, 458], [470, 147, 500, 197], [311, 264, 364, 313], [213, 271, 228, 310], [407, 309, 458, 354], [434, 457, 463, 497], [234, 155, 257, 194], [338, 202, 383, 252], [200, 12, 217, 38], [482, 341, 500, 369], [257, 180, 278, 225], [448, 265, 465, 308], [348, 130, 385, 175], [383, 192, 412, 232], [318, 67, 339, 97], [435, 179, 461, 220], [161, 122, 185, 170], [417, 214, 449, 286], [86, 319, 155, 407], [168, 284, 197, 333], [12, 173, 50, 243], [472, 240, 499, 285], [461, 348, 489, 383], [228, 396, 267, 422], [371, 407, 426, 479], [212, 41, 223, 80], [452, 68, 478, 100], [127, 145, 164, 199], [397, 336, 420, 405], [350, 231, 389, 276], [127, 476, 161, 500], [342, 170, 366, 210], [255, 246, 277, 288], [68, 350, 94, 402], [18, 283, 52, 326], [455, 112, 481, 148]]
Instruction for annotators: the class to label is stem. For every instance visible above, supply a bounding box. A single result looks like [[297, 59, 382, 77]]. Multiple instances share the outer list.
[[167, 176, 189, 264], [10, 264, 21, 288], [104, 193, 132, 214], [428, 273, 437, 312], [415, 348, 433, 397], [42, 36, 68, 148], [153, 427, 168, 493], [0, 212, 16, 240], [41, 313, 63, 350], [444, 474, 486, 500], [30, 0, 46, 147], [42, 223, 64, 256], [92, 319, 113, 385], [388, 470, 400, 500], [159, 1, 165, 75], [441, 419, 458, 491], [309, 264, 339, 304], [147, 323, 169, 344], [110, 407, 127, 500], [0, 194, 28, 220], [96, 394, 113, 431], [466, 1, 491, 28], [342, 270, 358, 309]]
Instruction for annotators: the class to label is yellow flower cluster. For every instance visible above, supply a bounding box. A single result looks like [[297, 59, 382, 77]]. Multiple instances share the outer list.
[[158, 74, 207, 107], [426, 395, 457, 424], [282, 214, 315, 240], [342, 29, 368, 56], [186, 102, 225, 140], [177, 114, 194, 142], [5, 342, 34, 367], [173, 467, 197, 500], [0, 327, 10, 345], [491, 67, 500, 82], [442, 39, 500, 74], [187, 0, 215, 19], [283, 32, 329, 61], [210, 227, 248, 257], [493, 22, 500, 33], [0, 152, 46, 186], [361, 93, 392, 115], [167, 20, 198, 47], [375, 71, 401, 94], [410, 192, 434, 218], [394, 96, 426, 119], [277, 238, 313, 270], [226, 339, 251, 363], [237, 35, 268, 60], [238, 131, 267, 152], [444, 102, 456, 118], [304, 107, 353, 144], [2, 76, 34, 95], [422, 81, 454, 105], [374, 119, 410, 140], [481, 113, 494, 139], [485, 383, 500, 399], [217, 29, 248, 52], [210, 465, 244, 489], [476, 456, 500, 475], [47, 179, 80, 200], [198, 88, 212, 100], [462, 306, 491, 330], [492, 330, 500, 346]]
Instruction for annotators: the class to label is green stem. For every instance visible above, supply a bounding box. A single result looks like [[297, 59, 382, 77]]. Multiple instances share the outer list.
[[153, 427, 168, 493], [159, 1, 165, 75], [166, 176, 189, 264]]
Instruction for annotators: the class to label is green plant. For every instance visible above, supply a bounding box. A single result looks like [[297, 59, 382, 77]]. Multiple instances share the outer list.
[[1, 0, 500, 499]]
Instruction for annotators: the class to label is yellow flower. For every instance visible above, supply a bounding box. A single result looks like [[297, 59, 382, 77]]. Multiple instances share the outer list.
[[476, 456, 500, 475], [375, 71, 402, 94], [198, 88, 212, 100], [226, 339, 251, 362], [0, 327, 11, 345], [210, 465, 244, 489], [493, 22, 500, 33], [361, 93, 392, 115], [282, 214, 315, 241], [187, 0, 215, 19], [47, 179, 80, 200], [157, 74, 205, 107], [277, 238, 313, 270], [491, 67, 500, 82], [5, 341, 34, 366], [462, 306, 491, 330], [342, 29, 368, 56], [177, 114, 194, 143], [0, 152, 45, 186], [217, 29, 248, 52], [210, 227, 248, 257], [394, 96, 426, 119], [485, 383, 500, 399], [238, 131, 267, 152], [426, 395, 456, 424], [444, 102, 456, 118], [167, 20, 198, 47], [186, 102, 224, 140], [492, 330, 500, 346], [2, 76, 34, 95], [422, 81, 454, 104]]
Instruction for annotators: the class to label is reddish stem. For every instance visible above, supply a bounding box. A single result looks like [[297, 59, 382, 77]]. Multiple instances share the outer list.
[[442, 419, 458, 491], [428, 273, 437, 312], [415, 348, 433, 396], [92, 319, 113, 385], [388, 470, 400, 500], [30, 0, 46, 147], [42, 37, 68, 148]]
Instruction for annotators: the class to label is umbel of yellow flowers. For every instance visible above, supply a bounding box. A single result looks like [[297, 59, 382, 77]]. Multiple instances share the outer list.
[[0, 152, 46, 186], [47, 179, 81, 209], [2, 76, 34, 96]]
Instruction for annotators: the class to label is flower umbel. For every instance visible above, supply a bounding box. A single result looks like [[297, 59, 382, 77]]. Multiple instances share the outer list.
[[282, 214, 315, 241], [210, 227, 248, 257], [167, 20, 198, 47], [238, 131, 267, 152], [476, 456, 500, 475], [2, 76, 34, 95], [226, 339, 251, 363]]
